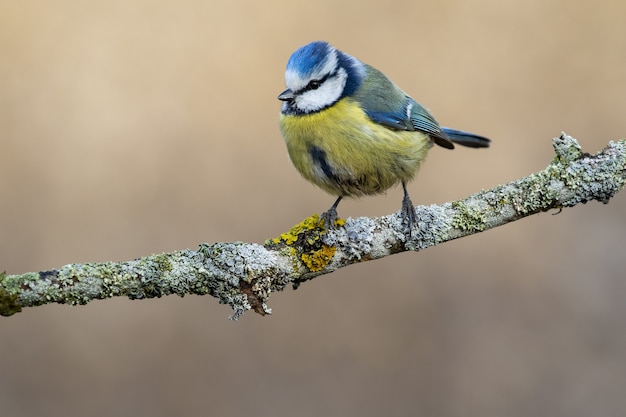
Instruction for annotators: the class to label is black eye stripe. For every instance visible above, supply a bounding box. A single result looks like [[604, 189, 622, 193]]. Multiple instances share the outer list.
[[307, 80, 321, 90], [297, 70, 336, 94]]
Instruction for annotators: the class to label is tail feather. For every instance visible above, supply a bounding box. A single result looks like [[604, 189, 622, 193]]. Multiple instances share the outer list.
[[442, 127, 491, 148]]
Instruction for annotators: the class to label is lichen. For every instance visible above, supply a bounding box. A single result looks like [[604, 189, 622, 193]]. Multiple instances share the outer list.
[[0, 271, 22, 316], [266, 215, 340, 273], [508, 169, 560, 215], [552, 133, 583, 163], [300, 245, 336, 272], [332, 216, 377, 260], [451, 201, 488, 232], [268, 214, 344, 246]]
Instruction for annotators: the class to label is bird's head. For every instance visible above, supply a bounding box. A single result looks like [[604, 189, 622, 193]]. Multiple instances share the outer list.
[[278, 41, 365, 115]]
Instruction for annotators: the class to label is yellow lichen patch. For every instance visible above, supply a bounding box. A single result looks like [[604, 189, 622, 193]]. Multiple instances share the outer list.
[[275, 215, 321, 244], [266, 214, 341, 273], [301, 245, 336, 272], [332, 218, 346, 228], [269, 215, 325, 245]]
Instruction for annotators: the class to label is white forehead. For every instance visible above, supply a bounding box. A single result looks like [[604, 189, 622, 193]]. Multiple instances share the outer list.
[[284, 47, 339, 92]]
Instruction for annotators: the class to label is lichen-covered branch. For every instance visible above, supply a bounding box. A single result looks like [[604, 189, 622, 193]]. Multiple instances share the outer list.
[[1, 134, 625, 318]]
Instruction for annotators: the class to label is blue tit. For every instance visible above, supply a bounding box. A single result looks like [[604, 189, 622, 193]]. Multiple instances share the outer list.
[[278, 41, 490, 231]]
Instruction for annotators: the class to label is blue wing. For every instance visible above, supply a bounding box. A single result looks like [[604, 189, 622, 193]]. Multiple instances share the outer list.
[[366, 106, 490, 149], [351, 65, 491, 149], [352, 65, 455, 149], [364, 100, 455, 149]]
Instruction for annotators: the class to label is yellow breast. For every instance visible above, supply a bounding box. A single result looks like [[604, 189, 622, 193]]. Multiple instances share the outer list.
[[279, 98, 433, 197]]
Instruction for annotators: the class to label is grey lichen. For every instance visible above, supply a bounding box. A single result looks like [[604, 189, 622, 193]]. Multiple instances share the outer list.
[[324, 216, 377, 261], [560, 141, 626, 206], [198, 242, 289, 318], [553, 132, 584, 163], [403, 204, 454, 251], [511, 170, 561, 215]]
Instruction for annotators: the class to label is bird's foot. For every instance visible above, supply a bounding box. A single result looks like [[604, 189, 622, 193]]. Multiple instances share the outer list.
[[401, 191, 417, 237], [320, 207, 339, 231], [319, 196, 343, 231]]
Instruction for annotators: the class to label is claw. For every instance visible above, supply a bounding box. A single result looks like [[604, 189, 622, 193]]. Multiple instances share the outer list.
[[320, 196, 343, 231], [320, 208, 338, 230]]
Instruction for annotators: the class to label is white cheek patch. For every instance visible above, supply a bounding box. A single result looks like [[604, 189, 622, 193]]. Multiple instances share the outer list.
[[295, 68, 347, 113]]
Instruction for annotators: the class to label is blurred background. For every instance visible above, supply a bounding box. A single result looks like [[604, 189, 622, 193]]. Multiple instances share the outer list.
[[1, 0, 626, 416]]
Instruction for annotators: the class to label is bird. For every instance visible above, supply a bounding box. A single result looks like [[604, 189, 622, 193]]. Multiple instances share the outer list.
[[277, 41, 490, 233]]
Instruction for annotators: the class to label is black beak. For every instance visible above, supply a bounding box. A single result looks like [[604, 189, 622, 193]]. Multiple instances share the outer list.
[[278, 89, 295, 101]]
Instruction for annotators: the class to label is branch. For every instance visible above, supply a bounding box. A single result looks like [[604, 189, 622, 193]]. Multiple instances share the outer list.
[[2, 133, 625, 318]]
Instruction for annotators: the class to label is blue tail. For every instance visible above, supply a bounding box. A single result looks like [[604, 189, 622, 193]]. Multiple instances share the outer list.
[[442, 127, 491, 148]]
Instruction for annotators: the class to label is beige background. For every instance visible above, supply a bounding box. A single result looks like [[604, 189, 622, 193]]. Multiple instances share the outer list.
[[2, 1, 626, 416]]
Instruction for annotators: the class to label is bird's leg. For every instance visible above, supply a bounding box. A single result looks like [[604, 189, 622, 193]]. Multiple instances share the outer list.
[[401, 182, 417, 235], [320, 196, 343, 230]]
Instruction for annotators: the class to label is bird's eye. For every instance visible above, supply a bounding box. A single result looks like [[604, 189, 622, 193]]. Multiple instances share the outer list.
[[307, 80, 321, 90]]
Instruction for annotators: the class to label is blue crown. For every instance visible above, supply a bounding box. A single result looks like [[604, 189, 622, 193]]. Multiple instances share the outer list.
[[285, 41, 334, 78]]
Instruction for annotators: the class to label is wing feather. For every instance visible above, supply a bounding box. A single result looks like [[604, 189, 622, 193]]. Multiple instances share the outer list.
[[354, 65, 454, 149]]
